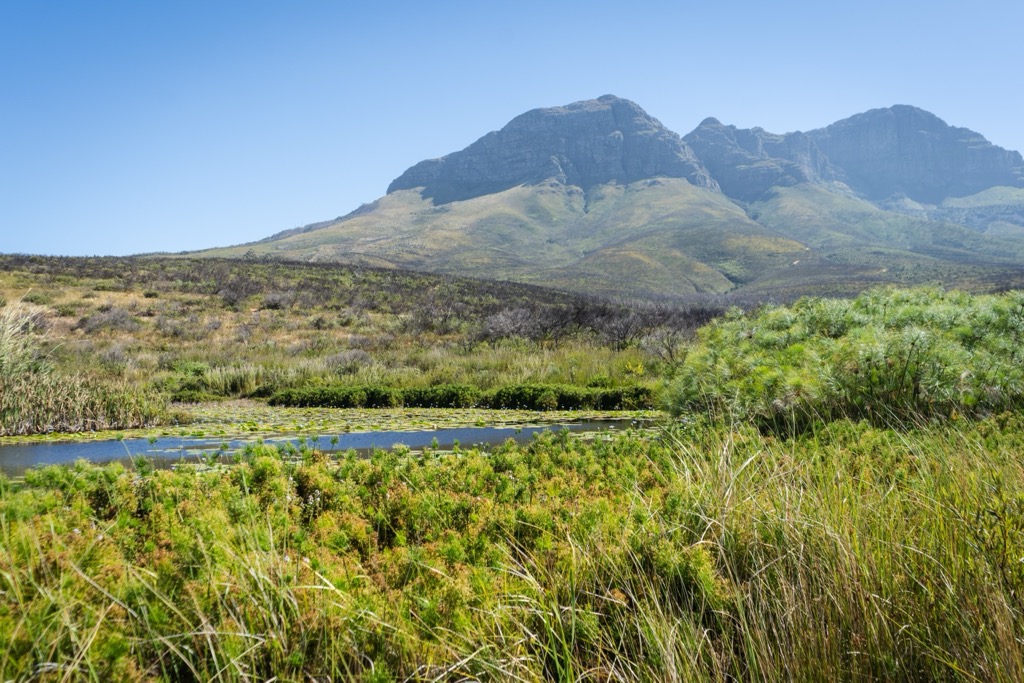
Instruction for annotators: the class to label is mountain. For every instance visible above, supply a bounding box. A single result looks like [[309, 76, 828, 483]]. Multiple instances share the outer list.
[[198, 96, 1024, 299]]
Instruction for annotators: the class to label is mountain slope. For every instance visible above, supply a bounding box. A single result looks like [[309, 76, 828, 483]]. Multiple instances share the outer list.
[[209, 178, 811, 297], [683, 117, 835, 201]]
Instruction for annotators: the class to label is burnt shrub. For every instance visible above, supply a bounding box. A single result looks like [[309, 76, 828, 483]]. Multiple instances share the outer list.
[[75, 307, 141, 334], [262, 291, 295, 310]]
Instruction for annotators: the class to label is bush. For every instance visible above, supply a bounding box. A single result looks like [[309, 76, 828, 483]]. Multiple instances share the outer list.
[[325, 350, 372, 374], [664, 287, 1024, 432], [489, 384, 599, 410], [270, 386, 369, 409], [262, 291, 295, 310], [76, 307, 141, 334], [21, 291, 54, 306], [268, 382, 655, 411], [401, 384, 480, 408], [363, 385, 403, 408], [595, 385, 656, 410]]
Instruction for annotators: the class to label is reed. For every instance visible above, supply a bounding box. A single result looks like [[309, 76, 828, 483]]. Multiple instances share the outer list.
[[0, 302, 165, 436]]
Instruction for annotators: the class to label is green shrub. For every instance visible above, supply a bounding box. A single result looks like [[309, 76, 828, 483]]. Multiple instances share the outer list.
[[595, 385, 656, 410], [363, 385, 403, 408], [401, 384, 481, 408], [21, 291, 54, 306], [664, 287, 1024, 431], [489, 384, 598, 410], [268, 382, 654, 411]]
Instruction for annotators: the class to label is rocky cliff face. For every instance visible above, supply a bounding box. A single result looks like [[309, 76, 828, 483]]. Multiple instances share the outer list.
[[808, 105, 1024, 203], [387, 95, 719, 204], [684, 118, 836, 201]]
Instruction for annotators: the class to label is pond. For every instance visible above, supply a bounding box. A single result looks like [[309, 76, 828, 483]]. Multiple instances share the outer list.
[[0, 420, 632, 476]]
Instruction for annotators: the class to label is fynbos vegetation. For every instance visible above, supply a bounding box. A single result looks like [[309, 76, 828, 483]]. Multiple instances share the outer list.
[[1, 418, 1022, 679]]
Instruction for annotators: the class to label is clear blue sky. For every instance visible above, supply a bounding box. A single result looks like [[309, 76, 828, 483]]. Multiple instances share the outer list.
[[2, 1, 1022, 256]]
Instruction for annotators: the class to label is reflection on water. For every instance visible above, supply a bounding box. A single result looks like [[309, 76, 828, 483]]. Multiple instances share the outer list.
[[0, 421, 629, 476]]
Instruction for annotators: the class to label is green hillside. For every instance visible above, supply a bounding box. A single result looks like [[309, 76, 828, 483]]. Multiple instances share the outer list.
[[198, 179, 1024, 299], [201, 179, 816, 298]]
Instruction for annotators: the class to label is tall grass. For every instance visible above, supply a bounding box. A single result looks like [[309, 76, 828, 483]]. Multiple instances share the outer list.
[[0, 301, 41, 377], [0, 302, 165, 435], [1, 419, 1021, 679]]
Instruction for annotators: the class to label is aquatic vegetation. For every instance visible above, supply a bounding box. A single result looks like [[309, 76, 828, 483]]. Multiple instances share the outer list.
[[0, 401, 655, 447]]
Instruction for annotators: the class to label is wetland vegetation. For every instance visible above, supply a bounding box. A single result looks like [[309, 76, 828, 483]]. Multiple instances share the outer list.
[[1, 255, 1024, 680], [2, 416, 1023, 680]]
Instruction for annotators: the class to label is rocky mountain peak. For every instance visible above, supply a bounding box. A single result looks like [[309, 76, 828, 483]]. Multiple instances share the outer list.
[[808, 105, 1024, 203], [387, 95, 719, 204]]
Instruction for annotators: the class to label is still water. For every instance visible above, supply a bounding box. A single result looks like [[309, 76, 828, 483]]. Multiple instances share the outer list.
[[0, 421, 626, 476]]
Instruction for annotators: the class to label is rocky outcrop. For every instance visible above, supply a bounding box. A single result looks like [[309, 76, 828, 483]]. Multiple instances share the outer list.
[[808, 105, 1024, 203], [684, 118, 836, 201], [387, 95, 719, 204]]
